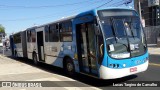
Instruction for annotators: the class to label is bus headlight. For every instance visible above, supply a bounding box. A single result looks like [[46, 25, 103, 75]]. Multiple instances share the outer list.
[[109, 64, 120, 68]]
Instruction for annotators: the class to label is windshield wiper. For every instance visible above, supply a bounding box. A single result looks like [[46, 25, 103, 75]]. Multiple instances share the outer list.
[[111, 18, 131, 53], [110, 17, 118, 43]]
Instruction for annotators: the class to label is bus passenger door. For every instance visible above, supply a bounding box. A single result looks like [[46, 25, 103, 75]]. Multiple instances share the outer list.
[[37, 31, 45, 62], [76, 22, 98, 76]]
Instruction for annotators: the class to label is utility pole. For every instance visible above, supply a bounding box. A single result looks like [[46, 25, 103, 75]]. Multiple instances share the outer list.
[[138, 0, 142, 20]]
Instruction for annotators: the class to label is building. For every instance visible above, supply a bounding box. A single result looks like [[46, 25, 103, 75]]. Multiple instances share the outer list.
[[134, 0, 160, 27]]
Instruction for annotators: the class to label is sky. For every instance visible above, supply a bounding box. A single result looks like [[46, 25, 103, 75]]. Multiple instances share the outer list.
[[0, 0, 134, 37]]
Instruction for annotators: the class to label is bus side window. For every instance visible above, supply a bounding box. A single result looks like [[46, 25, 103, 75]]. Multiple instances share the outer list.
[[45, 26, 49, 42], [59, 21, 72, 42], [27, 30, 31, 42], [59, 23, 62, 41], [31, 29, 36, 42], [13, 33, 21, 44], [49, 24, 59, 42]]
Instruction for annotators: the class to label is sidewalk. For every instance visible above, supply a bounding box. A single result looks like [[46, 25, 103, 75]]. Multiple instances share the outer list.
[[0, 55, 100, 90], [148, 47, 160, 55]]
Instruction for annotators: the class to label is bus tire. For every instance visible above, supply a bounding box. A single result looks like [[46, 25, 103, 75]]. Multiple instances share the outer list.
[[33, 53, 38, 65], [65, 58, 75, 76]]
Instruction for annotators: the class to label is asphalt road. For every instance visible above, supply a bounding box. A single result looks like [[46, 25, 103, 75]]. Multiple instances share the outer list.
[[0, 49, 160, 90]]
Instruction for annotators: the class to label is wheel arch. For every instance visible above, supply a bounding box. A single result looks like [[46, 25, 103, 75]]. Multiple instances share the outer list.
[[63, 55, 74, 68]]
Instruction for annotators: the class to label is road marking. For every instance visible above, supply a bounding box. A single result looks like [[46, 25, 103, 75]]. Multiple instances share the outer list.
[[149, 63, 160, 67]]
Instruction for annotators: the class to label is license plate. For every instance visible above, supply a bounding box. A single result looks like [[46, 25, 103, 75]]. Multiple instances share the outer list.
[[130, 67, 137, 72]]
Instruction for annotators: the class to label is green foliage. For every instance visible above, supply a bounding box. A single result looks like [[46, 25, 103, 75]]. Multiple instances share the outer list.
[[0, 24, 5, 33]]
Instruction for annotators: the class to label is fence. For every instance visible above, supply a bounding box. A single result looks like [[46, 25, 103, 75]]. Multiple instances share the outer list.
[[144, 25, 160, 44]]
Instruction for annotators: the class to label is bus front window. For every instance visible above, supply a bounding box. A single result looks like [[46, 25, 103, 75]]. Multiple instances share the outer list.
[[101, 18, 130, 59], [98, 10, 147, 59], [124, 17, 147, 57]]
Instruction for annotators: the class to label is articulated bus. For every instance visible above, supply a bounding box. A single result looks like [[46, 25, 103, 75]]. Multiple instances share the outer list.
[[10, 31, 27, 57], [10, 8, 149, 79]]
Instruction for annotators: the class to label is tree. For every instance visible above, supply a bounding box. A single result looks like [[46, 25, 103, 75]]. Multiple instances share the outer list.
[[0, 24, 5, 33]]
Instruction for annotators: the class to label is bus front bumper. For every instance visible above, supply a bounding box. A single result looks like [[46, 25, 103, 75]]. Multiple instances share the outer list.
[[99, 61, 148, 79]]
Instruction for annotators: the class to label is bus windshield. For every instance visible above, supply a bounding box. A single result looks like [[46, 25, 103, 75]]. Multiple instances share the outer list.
[[98, 10, 147, 59]]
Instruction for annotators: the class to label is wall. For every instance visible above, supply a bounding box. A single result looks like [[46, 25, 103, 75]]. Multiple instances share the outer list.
[[144, 25, 160, 44]]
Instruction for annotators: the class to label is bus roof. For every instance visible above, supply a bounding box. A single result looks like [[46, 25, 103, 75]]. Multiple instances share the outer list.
[[95, 7, 135, 11], [12, 31, 22, 35], [25, 7, 135, 30]]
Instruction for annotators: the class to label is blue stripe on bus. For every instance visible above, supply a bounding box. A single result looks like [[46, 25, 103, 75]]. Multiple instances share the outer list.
[[102, 48, 149, 69]]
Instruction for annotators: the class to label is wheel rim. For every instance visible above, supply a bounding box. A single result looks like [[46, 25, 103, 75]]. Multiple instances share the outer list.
[[67, 63, 73, 72]]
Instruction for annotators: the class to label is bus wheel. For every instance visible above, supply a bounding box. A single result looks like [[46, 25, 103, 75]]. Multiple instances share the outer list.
[[33, 53, 38, 65], [65, 58, 75, 76]]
